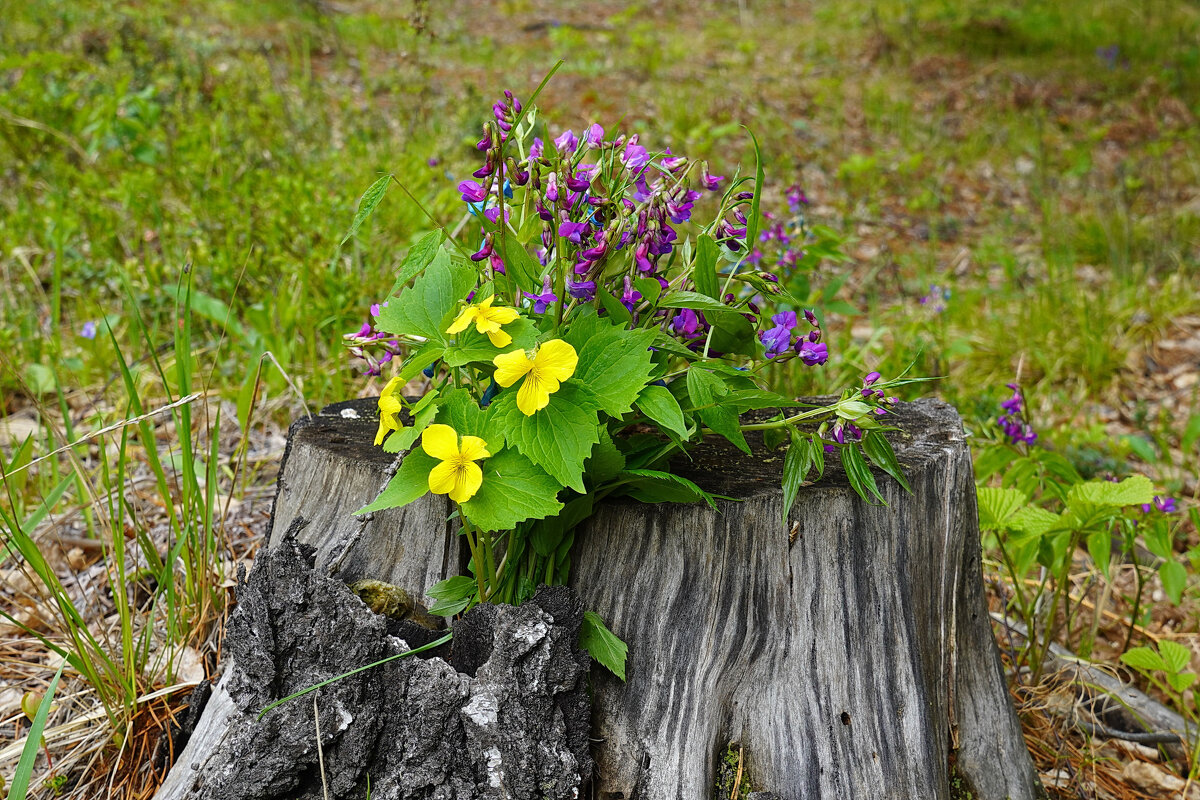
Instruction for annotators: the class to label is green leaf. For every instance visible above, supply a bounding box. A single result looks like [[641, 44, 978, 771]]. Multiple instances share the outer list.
[[1009, 506, 1062, 538], [595, 286, 633, 326], [1159, 561, 1187, 606], [635, 384, 690, 439], [341, 174, 391, 245], [579, 611, 628, 681], [707, 312, 758, 357], [565, 315, 656, 418], [9, 659, 66, 800], [355, 450, 438, 514], [686, 368, 750, 454], [1087, 528, 1112, 580], [974, 446, 1019, 483], [461, 447, 564, 532], [808, 432, 825, 480], [976, 487, 1029, 531], [693, 234, 720, 299], [437, 387, 494, 447], [1183, 413, 1200, 452], [1122, 435, 1158, 463], [1070, 475, 1155, 508], [375, 251, 477, 341], [586, 430, 626, 485], [1120, 646, 1165, 673], [383, 392, 439, 454], [634, 276, 661, 307], [442, 315, 538, 367], [726, 389, 796, 411], [490, 384, 600, 493], [618, 468, 718, 509], [861, 431, 912, 493], [841, 443, 885, 504], [1159, 640, 1192, 675], [388, 230, 445, 295], [781, 430, 805, 524], [496, 236, 542, 293], [658, 291, 730, 314], [1168, 670, 1196, 694], [397, 342, 444, 382], [426, 576, 477, 617], [530, 495, 594, 557], [744, 127, 765, 257]]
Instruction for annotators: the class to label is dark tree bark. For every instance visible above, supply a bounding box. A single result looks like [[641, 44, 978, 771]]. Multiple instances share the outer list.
[[157, 398, 1045, 800]]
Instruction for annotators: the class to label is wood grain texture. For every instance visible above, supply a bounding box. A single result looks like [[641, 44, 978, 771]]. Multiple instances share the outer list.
[[569, 399, 1043, 799], [267, 401, 462, 601], [160, 397, 1044, 800]]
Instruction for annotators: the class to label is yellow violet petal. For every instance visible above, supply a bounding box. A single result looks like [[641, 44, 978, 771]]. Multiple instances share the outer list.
[[486, 305, 520, 325], [428, 459, 459, 496], [516, 372, 551, 415], [493, 349, 534, 387], [421, 424, 460, 461], [447, 305, 478, 335], [534, 339, 578, 383], [374, 377, 406, 446], [486, 328, 513, 348], [449, 461, 484, 503], [458, 435, 491, 461]]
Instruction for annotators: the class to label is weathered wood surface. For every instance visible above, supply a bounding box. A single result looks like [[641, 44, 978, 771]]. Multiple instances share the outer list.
[[160, 397, 1045, 800]]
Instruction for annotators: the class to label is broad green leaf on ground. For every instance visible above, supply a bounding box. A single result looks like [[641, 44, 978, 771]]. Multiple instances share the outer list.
[[341, 174, 391, 245], [693, 234, 720, 299], [579, 611, 627, 681], [1160, 640, 1193, 677], [355, 449, 438, 513], [1160, 561, 1187, 606], [1069, 475, 1155, 508], [388, 230, 445, 294], [635, 384, 690, 439], [461, 447, 563, 532], [489, 384, 600, 493], [564, 314, 656, 417], [374, 251, 477, 341], [1120, 646, 1165, 673], [977, 487, 1030, 531], [442, 315, 538, 367]]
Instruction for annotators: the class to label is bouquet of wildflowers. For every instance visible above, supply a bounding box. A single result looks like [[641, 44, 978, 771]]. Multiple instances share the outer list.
[[343, 79, 914, 674]]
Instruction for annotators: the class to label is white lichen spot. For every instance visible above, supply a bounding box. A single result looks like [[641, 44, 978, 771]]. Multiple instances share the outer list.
[[484, 746, 503, 788], [463, 691, 498, 727], [340, 408, 360, 419], [514, 620, 548, 645]]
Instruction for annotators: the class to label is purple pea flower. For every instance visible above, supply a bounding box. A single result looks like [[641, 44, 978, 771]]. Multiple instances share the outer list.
[[530, 137, 544, 159], [558, 220, 590, 244], [554, 129, 578, 153], [483, 206, 510, 226], [796, 340, 828, 366], [672, 309, 701, 338], [523, 276, 558, 314], [567, 279, 596, 301], [759, 311, 796, 359], [620, 275, 642, 313], [458, 180, 488, 203], [584, 123, 604, 148], [622, 136, 650, 170], [701, 164, 724, 191], [1142, 496, 1179, 514]]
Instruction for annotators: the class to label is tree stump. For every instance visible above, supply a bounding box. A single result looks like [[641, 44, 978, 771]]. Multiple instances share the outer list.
[[158, 397, 1045, 800]]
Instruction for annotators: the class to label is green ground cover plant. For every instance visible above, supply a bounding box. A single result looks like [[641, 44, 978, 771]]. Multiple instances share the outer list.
[[1, 0, 1197, 796]]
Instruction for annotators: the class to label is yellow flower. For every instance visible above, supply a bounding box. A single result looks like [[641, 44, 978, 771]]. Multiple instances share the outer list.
[[492, 339, 578, 416], [374, 376, 405, 446], [447, 295, 520, 348], [422, 423, 490, 503]]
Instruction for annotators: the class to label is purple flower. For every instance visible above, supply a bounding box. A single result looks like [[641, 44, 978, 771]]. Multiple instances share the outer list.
[[998, 386, 1037, 446], [458, 180, 488, 203], [530, 137, 544, 159], [427, 156, 441, 167], [1146, 496, 1179, 513], [796, 340, 828, 366], [622, 136, 649, 171], [919, 284, 950, 313], [584, 123, 604, 149], [79, 320, 97, 339], [554, 129, 578, 153], [483, 206, 510, 226], [523, 275, 558, 314], [759, 312, 796, 359], [488, 252, 506, 276], [701, 164, 724, 191], [567, 279, 596, 301], [863, 371, 881, 387], [558, 220, 590, 244], [620, 275, 642, 313], [672, 309, 701, 338], [545, 172, 560, 203], [470, 234, 494, 262], [786, 185, 809, 212]]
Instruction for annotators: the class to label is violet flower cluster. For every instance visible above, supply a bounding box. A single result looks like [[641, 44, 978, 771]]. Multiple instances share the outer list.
[[343, 302, 403, 376], [758, 308, 828, 365], [998, 383, 1037, 445]]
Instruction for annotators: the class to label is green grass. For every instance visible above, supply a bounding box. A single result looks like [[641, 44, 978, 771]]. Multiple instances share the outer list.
[[1, 0, 1198, 793]]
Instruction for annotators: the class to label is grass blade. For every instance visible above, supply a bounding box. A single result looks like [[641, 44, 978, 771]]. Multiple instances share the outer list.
[[7, 658, 66, 800]]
